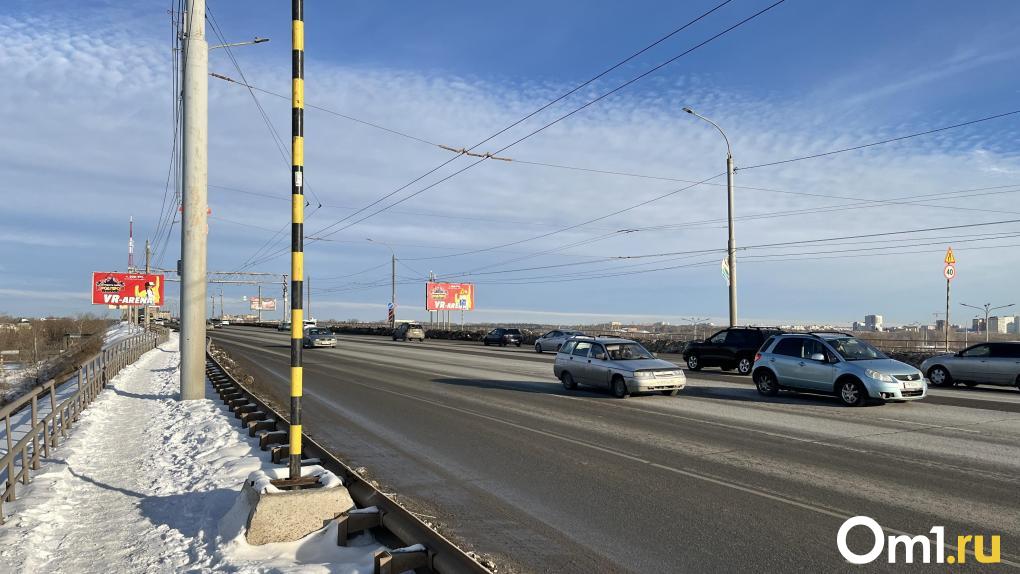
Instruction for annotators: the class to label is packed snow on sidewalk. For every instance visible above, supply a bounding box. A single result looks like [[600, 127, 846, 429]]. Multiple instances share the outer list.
[[0, 333, 385, 573]]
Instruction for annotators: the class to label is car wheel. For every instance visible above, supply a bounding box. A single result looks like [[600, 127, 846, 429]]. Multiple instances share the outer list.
[[561, 372, 577, 390], [535, 343, 543, 353], [611, 376, 629, 399], [484, 340, 490, 346], [661, 389, 679, 397], [927, 366, 952, 387], [754, 370, 779, 396], [737, 357, 753, 376], [392, 336, 397, 341], [838, 379, 867, 407], [515, 342, 521, 347], [686, 354, 701, 371]]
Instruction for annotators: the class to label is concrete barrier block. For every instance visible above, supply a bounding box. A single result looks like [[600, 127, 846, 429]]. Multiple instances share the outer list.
[[242, 465, 354, 546]]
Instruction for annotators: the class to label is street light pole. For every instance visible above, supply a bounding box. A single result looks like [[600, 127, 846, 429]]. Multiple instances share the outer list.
[[960, 302, 1015, 343], [683, 107, 737, 327], [367, 239, 397, 328]]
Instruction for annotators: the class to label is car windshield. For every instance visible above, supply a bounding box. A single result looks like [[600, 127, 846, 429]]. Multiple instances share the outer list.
[[408, 324, 423, 329], [604, 343, 654, 360], [506, 329, 521, 335], [308, 329, 330, 336], [826, 337, 885, 361]]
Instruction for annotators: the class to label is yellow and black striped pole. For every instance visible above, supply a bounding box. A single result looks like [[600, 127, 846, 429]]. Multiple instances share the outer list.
[[289, 0, 305, 480]]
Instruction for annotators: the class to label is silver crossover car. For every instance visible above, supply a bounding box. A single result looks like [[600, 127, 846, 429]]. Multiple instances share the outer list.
[[534, 329, 585, 353], [302, 327, 336, 349], [393, 322, 426, 342], [553, 337, 686, 398], [752, 333, 927, 406], [920, 342, 1020, 390]]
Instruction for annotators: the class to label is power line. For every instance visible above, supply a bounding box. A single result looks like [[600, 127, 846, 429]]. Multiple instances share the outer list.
[[739, 108, 1020, 171], [304, 0, 788, 245]]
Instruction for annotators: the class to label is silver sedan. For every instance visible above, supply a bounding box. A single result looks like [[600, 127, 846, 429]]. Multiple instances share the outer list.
[[534, 330, 585, 353], [920, 342, 1020, 390]]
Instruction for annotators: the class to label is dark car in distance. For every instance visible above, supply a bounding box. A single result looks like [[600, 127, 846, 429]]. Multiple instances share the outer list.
[[483, 327, 523, 347], [683, 327, 783, 376]]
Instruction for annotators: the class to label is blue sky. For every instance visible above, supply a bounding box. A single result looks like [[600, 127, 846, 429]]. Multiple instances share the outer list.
[[1, 0, 1019, 326]]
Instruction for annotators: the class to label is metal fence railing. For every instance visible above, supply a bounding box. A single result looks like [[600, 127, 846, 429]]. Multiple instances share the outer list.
[[0, 328, 168, 522]]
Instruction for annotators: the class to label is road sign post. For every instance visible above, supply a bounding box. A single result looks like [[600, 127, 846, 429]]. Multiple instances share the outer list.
[[943, 247, 956, 352]]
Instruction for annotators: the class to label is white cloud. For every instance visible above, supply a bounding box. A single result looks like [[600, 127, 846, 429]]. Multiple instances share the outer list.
[[2, 8, 1019, 325]]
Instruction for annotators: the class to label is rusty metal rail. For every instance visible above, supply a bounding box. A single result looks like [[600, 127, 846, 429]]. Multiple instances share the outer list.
[[205, 351, 490, 574], [0, 329, 168, 522]]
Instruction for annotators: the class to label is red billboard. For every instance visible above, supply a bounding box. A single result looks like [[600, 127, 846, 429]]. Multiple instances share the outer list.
[[250, 297, 277, 311], [425, 282, 474, 311], [91, 272, 165, 307]]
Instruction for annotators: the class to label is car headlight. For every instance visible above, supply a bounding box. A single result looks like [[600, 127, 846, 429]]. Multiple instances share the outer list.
[[634, 371, 654, 378], [865, 369, 895, 383]]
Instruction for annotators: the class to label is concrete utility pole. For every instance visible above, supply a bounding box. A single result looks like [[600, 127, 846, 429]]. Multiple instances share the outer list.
[[367, 238, 397, 327], [179, 0, 208, 400], [683, 107, 737, 327]]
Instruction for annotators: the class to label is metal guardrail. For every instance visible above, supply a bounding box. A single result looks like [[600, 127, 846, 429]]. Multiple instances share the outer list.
[[0, 329, 168, 522], [205, 350, 490, 574]]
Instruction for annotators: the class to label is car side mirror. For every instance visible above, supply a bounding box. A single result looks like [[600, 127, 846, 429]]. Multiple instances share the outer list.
[[810, 353, 826, 362], [594, 352, 607, 360]]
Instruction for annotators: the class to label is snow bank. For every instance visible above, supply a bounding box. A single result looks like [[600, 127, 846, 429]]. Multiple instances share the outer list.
[[0, 333, 385, 573]]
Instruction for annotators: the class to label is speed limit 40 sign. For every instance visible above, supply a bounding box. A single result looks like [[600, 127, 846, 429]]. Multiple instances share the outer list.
[[944, 264, 956, 281]]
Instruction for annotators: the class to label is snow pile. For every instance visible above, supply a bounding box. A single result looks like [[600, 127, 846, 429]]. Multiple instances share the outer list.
[[0, 333, 383, 573], [246, 465, 345, 494]]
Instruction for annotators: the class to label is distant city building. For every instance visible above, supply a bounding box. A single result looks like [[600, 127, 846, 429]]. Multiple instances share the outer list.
[[989, 316, 1015, 334], [1009, 319, 1019, 335], [865, 315, 883, 331], [610, 321, 622, 330], [972, 318, 986, 332], [935, 319, 946, 332]]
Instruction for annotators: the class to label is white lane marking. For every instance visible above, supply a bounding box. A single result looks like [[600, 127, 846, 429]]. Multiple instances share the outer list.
[[876, 417, 983, 433]]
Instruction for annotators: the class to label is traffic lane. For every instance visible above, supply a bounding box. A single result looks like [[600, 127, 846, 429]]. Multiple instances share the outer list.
[[212, 330, 975, 573], [218, 327, 1020, 482], [226, 327, 1020, 412], [212, 329, 1020, 570]]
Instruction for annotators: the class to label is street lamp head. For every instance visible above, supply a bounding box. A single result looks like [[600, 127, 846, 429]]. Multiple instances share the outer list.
[[253, 37, 269, 43], [682, 107, 694, 114]]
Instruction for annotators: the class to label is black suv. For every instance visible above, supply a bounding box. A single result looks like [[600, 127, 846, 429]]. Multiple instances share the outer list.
[[683, 327, 782, 375], [483, 327, 523, 347]]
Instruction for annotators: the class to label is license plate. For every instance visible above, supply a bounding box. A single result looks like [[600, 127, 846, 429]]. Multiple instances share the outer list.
[[904, 381, 922, 390]]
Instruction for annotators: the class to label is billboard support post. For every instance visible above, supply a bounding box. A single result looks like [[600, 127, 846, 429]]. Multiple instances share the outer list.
[[257, 284, 262, 324]]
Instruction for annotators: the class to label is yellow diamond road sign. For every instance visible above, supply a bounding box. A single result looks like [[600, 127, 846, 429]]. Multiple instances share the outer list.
[[944, 246, 956, 265]]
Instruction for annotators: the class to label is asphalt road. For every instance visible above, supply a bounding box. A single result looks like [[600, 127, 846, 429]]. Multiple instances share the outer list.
[[210, 326, 1020, 573]]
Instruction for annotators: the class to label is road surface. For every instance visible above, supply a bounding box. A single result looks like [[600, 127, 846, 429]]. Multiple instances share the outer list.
[[210, 326, 1020, 573]]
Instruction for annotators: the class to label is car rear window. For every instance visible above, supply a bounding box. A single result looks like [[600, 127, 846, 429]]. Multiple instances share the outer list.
[[506, 329, 522, 335], [991, 344, 1020, 358], [772, 338, 802, 357]]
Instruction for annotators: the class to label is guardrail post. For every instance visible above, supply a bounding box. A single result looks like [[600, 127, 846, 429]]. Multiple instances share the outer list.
[[30, 396, 40, 470], [49, 383, 58, 446], [4, 415, 13, 496]]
